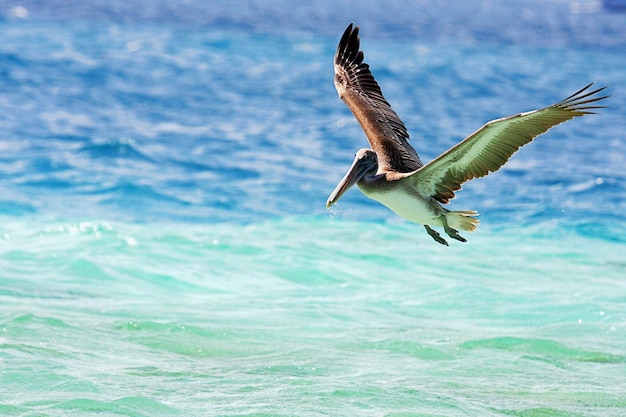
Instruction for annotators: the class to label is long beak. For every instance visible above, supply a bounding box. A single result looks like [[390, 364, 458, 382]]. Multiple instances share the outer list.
[[326, 156, 372, 208]]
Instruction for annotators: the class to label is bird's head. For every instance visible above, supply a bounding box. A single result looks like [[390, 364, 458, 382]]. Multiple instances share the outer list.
[[326, 149, 378, 208]]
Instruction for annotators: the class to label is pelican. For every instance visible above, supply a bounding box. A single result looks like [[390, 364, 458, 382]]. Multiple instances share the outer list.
[[326, 23, 608, 246]]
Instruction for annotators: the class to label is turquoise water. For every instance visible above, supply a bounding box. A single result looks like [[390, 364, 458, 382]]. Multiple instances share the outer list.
[[2, 220, 625, 416], [1, 1, 626, 416]]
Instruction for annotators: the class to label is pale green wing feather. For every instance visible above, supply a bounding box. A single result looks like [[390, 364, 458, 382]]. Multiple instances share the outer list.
[[408, 84, 608, 204]]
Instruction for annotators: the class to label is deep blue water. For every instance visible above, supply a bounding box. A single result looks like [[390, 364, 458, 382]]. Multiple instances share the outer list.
[[1, 1, 625, 416]]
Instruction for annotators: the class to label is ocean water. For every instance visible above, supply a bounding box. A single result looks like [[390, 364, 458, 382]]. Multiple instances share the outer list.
[[1, 1, 625, 416]]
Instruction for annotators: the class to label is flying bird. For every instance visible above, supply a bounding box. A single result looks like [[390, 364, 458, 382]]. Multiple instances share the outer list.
[[326, 23, 608, 246]]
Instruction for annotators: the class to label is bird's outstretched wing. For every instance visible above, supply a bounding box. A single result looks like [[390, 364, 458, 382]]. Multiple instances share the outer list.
[[408, 84, 609, 204], [334, 23, 423, 172]]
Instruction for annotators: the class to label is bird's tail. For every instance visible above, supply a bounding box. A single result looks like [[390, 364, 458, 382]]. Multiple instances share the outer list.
[[447, 210, 480, 232]]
